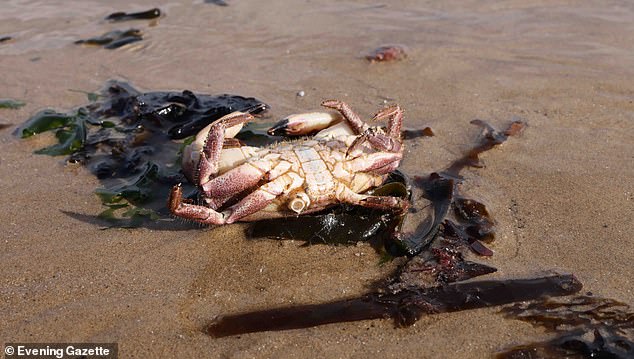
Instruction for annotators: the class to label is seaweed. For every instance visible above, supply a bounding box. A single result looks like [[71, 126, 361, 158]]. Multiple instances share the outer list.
[[498, 296, 634, 358], [454, 197, 495, 241], [17, 80, 268, 227], [388, 226, 497, 291], [18, 109, 87, 155], [392, 119, 524, 256], [204, 119, 554, 337], [76, 7, 161, 50], [105, 8, 161, 22], [443, 119, 526, 179], [207, 274, 581, 338], [75, 29, 143, 49], [0, 99, 26, 109], [205, 0, 229, 6], [210, 211, 583, 339], [391, 173, 453, 256]]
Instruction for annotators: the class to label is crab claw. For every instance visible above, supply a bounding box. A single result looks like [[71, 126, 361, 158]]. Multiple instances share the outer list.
[[267, 119, 291, 136], [181, 112, 249, 184], [268, 112, 342, 136]]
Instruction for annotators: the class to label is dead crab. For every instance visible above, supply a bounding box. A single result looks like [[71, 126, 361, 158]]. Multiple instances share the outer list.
[[168, 100, 407, 224]]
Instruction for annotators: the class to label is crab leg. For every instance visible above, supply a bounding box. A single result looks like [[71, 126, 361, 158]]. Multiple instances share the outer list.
[[321, 100, 369, 135], [344, 152, 403, 175], [224, 172, 304, 223], [169, 170, 291, 225], [168, 185, 227, 225], [200, 160, 271, 209], [346, 129, 402, 156], [197, 112, 255, 186], [345, 104, 404, 155], [372, 104, 403, 138], [335, 183, 408, 212]]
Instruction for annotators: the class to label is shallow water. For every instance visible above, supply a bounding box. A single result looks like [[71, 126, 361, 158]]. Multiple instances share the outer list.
[[1, 0, 633, 358]]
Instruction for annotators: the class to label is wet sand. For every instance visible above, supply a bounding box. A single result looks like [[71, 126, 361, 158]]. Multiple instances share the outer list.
[[1, 0, 633, 357]]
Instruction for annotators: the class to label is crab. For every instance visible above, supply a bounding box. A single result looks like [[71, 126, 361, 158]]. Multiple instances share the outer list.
[[168, 100, 407, 225]]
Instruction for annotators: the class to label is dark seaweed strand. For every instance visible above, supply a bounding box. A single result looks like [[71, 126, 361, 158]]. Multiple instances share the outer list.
[[105, 8, 161, 21], [206, 274, 581, 337]]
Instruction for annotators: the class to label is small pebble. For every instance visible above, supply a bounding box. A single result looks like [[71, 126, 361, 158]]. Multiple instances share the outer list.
[[296, 90, 305, 97]]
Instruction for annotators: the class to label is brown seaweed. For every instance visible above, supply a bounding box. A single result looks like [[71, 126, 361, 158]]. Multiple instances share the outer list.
[[394, 119, 524, 255], [442, 219, 494, 256], [105, 8, 161, 22], [454, 197, 495, 241], [386, 182, 500, 290], [498, 296, 634, 358], [388, 230, 497, 291], [75, 29, 143, 49], [444, 119, 526, 179], [207, 274, 581, 338], [207, 118, 545, 338]]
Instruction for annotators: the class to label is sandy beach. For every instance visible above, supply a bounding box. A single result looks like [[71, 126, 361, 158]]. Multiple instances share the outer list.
[[1, 0, 633, 357]]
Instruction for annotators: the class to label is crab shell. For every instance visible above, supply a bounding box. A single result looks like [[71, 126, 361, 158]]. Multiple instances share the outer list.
[[182, 111, 347, 184]]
